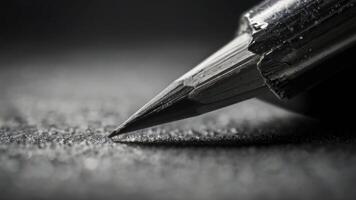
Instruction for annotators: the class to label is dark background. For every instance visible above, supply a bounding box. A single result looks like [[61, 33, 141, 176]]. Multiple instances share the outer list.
[[0, 0, 259, 53], [1, 0, 258, 39], [0, 0, 260, 102]]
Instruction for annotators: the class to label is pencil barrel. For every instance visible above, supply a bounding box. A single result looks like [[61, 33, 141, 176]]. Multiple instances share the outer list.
[[242, 0, 356, 99]]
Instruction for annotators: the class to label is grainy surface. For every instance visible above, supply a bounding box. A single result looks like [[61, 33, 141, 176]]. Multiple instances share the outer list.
[[1, 45, 356, 200]]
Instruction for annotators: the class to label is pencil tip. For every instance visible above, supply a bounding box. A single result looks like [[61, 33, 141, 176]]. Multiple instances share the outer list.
[[108, 81, 202, 139], [108, 131, 118, 138], [109, 35, 265, 139], [109, 123, 129, 138]]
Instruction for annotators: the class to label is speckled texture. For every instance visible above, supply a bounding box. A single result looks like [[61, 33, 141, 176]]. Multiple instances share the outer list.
[[1, 46, 356, 200]]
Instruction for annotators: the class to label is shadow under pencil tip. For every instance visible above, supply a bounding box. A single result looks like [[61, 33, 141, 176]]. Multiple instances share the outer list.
[[110, 120, 356, 148]]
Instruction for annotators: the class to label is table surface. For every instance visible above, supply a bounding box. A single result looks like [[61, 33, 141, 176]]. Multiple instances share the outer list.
[[1, 43, 356, 200]]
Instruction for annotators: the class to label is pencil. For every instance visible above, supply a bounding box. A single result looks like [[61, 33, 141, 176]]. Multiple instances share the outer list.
[[109, 0, 356, 138]]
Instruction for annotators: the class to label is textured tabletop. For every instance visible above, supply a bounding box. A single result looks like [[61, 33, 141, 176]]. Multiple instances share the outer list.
[[1, 43, 356, 200]]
